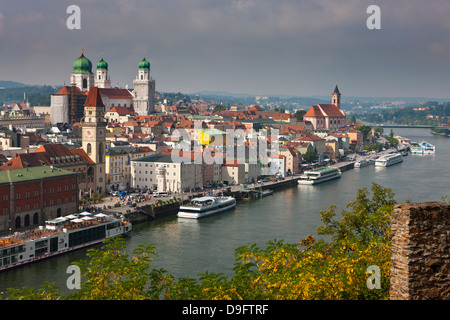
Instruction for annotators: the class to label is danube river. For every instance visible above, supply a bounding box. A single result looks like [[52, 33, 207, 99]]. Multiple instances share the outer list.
[[0, 127, 449, 295]]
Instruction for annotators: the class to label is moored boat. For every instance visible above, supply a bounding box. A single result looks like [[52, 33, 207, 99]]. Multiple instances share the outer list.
[[298, 167, 341, 185], [409, 142, 423, 154], [375, 153, 403, 167], [177, 196, 236, 219], [420, 141, 435, 155], [0, 213, 131, 272], [354, 158, 370, 168]]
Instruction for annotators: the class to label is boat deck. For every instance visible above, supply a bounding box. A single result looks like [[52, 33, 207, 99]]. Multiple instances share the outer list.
[[0, 219, 112, 250]]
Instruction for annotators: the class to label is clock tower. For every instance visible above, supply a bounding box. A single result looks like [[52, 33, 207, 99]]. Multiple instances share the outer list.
[[81, 86, 107, 194]]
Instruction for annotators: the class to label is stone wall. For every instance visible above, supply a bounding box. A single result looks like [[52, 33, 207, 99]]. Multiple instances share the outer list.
[[390, 202, 450, 300]]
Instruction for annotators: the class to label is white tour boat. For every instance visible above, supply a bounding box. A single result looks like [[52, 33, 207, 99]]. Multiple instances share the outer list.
[[409, 142, 423, 154], [177, 196, 236, 219], [375, 153, 403, 167], [354, 158, 371, 168], [0, 213, 131, 272], [297, 167, 341, 185], [420, 141, 435, 155]]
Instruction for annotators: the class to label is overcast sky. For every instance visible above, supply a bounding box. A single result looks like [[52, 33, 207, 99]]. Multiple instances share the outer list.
[[1, 0, 450, 98]]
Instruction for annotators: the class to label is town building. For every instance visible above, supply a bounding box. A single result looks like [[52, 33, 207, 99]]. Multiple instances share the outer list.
[[106, 146, 154, 191], [0, 166, 78, 232], [221, 160, 245, 185], [131, 153, 202, 192]]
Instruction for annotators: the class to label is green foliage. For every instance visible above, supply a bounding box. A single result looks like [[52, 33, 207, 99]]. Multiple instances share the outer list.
[[293, 109, 306, 121], [355, 125, 372, 140], [317, 183, 395, 248], [212, 104, 226, 114], [0, 85, 57, 106], [303, 147, 318, 163]]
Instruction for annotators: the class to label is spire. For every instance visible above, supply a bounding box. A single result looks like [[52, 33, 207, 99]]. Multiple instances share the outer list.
[[84, 86, 104, 107], [333, 83, 340, 95]]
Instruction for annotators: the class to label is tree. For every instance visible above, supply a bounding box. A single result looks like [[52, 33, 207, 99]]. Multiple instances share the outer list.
[[293, 110, 307, 121], [303, 147, 318, 163], [355, 125, 372, 140], [212, 105, 226, 114]]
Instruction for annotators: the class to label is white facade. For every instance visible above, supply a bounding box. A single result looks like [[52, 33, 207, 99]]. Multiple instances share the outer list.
[[71, 72, 94, 93], [131, 155, 202, 192], [95, 69, 111, 88], [50, 95, 69, 124]]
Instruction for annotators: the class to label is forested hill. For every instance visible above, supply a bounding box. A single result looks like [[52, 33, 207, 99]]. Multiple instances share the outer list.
[[364, 101, 450, 126], [0, 85, 60, 106]]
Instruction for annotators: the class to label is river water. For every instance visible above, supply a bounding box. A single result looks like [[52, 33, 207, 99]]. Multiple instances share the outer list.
[[0, 127, 449, 295]]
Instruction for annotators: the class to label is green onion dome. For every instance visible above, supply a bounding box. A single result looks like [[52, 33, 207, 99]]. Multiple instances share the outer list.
[[138, 57, 150, 70], [97, 58, 108, 70], [73, 53, 93, 74]]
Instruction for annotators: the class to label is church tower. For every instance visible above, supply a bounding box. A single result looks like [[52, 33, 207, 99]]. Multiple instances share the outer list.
[[70, 49, 95, 92], [133, 57, 156, 115], [81, 86, 107, 194], [332, 83, 341, 109], [95, 56, 111, 88]]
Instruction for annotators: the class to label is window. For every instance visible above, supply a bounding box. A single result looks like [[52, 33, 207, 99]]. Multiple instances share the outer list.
[[87, 143, 92, 154]]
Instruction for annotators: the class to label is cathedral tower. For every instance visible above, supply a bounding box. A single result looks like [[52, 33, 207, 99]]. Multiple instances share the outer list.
[[70, 49, 95, 92], [81, 87, 107, 194], [95, 56, 111, 88], [133, 57, 156, 115]]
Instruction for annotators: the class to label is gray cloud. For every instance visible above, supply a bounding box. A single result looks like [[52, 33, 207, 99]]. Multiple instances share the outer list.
[[0, 0, 450, 98]]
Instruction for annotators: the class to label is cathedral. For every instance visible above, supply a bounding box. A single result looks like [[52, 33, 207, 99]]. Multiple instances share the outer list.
[[50, 50, 156, 124]]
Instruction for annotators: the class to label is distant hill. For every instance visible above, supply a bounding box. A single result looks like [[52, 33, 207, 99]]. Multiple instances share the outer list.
[[0, 80, 30, 89], [0, 85, 60, 106]]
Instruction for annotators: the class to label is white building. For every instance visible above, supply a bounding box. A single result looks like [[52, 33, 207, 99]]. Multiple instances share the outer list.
[[131, 153, 202, 192]]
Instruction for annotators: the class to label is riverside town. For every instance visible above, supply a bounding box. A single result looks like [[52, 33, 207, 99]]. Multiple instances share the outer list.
[[0, 1, 449, 306]]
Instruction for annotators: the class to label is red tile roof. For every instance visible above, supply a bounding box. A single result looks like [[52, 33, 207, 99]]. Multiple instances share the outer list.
[[304, 104, 345, 118], [317, 104, 346, 117], [304, 105, 324, 118], [0, 143, 95, 170], [99, 88, 133, 100], [84, 87, 105, 107], [107, 106, 134, 116], [54, 86, 85, 96]]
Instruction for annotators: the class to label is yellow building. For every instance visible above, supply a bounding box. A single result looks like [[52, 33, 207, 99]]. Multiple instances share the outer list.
[[198, 128, 227, 146]]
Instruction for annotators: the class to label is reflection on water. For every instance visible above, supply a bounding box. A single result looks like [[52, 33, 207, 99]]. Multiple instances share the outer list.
[[0, 128, 449, 292]]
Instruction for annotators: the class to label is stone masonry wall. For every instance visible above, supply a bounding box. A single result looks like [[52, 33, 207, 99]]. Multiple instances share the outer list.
[[390, 202, 450, 300]]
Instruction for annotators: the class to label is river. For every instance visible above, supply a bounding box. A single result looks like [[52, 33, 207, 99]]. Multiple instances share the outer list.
[[0, 127, 448, 295]]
